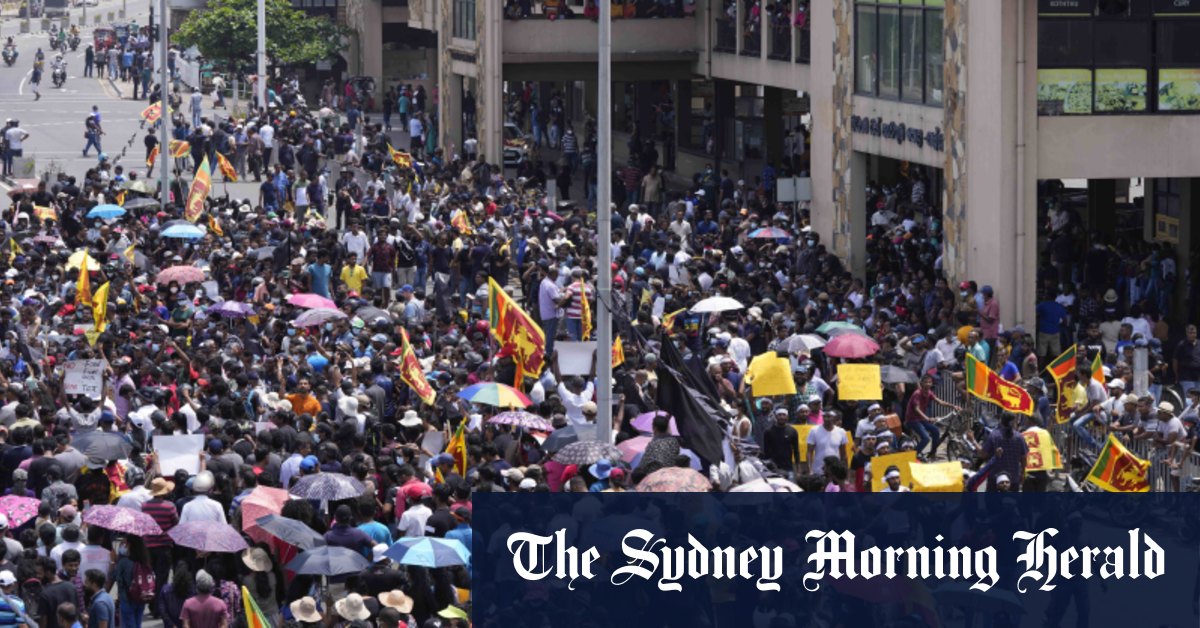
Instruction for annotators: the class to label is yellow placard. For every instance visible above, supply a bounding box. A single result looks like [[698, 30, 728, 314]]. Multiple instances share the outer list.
[[909, 461, 964, 492], [838, 364, 883, 401], [870, 450, 918, 492], [748, 353, 797, 398]]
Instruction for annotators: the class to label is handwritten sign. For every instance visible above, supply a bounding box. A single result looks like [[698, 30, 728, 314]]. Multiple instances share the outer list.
[[837, 364, 882, 401], [63, 359, 106, 399]]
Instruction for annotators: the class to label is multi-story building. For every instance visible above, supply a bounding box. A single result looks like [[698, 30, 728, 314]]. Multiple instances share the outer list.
[[369, 0, 1200, 328]]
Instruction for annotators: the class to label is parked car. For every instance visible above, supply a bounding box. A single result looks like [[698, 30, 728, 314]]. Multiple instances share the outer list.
[[503, 122, 529, 167]]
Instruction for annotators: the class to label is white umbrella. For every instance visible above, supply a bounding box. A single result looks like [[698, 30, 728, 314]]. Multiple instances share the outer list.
[[689, 296, 745, 314], [786, 334, 826, 354], [728, 477, 804, 493]]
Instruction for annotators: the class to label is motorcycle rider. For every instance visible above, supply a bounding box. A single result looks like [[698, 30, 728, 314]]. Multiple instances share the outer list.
[[68, 25, 79, 50], [55, 26, 65, 51], [2, 38, 15, 65], [51, 52, 65, 87]]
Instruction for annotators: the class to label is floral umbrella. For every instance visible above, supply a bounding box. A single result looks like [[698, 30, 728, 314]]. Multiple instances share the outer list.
[[168, 521, 249, 553], [0, 495, 39, 527], [156, 265, 206, 285], [552, 441, 623, 466], [82, 505, 163, 536], [487, 411, 554, 432], [636, 467, 712, 493]]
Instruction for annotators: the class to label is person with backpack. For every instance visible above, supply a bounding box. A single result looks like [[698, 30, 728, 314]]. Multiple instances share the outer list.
[[109, 536, 154, 628]]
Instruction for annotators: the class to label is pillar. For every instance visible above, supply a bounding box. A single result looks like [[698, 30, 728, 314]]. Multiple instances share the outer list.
[[713, 79, 734, 171], [360, 0, 383, 94], [1087, 179, 1117, 237], [443, 77, 464, 157], [763, 87, 783, 167], [477, 0, 503, 165], [848, 151, 867, 277], [583, 79, 597, 118]]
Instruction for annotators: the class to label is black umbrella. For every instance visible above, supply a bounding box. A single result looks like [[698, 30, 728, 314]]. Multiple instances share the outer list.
[[880, 365, 919, 385], [73, 431, 133, 464], [355, 306, 392, 323], [542, 424, 595, 454], [285, 545, 371, 576], [123, 197, 160, 210], [254, 514, 326, 550]]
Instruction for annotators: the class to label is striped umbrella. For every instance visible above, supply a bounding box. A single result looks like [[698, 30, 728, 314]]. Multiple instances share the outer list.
[[456, 382, 531, 408], [385, 537, 470, 568], [168, 521, 249, 553], [288, 473, 366, 501]]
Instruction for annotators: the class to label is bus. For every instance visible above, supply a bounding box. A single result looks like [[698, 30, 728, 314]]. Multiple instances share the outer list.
[[44, 0, 68, 18]]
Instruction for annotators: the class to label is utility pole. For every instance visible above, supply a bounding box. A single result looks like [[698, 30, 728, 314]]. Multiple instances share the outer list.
[[158, 0, 170, 209], [595, 0, 612, 445], [256, 0, 265, 112]]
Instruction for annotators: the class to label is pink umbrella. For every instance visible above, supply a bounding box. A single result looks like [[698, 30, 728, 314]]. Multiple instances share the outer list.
[[287, 293, 338, 310], [824, 333, 881, 359], [156, 265, 206, 285], [168, 521, 249, 553], [82, 505, 163, 536], [240, 486, 292, 544], [631, 411, 679, 435], [617, 436, 652, 463], [0, 495, 40, 527]]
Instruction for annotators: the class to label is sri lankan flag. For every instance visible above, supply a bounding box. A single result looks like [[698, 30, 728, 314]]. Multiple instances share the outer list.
[[1022, 427, 1062, 473], [388, 144, 413, 169], [169, 140, 190, 158], [578, 278, 592, 340], [446, 419, 467, 476], [397, 328, 436, 405], [146, 144, 160, 169], [208, 215, 224, 237], [140, 102, 162, 125], [184, 156, 212, 223], [487, 277, 545, 377], [216, 152, 237, 182], [1046, 344, 1076, 382], [115, 190, 126, 207], [662, 308, 686, 333], [450, 209, 473, 234], [964, 353, 1033, 415], [1087, 434, 1150, 492], [1091, 352, 1105, 386], [241, 586, 271, 628]]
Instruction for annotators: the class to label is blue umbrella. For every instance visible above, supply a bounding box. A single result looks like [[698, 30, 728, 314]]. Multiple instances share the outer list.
[[161, 224, 206, 239], [87, 204, 126, 219], [285, 545, 370, 576], [385, 537, 470, 568]]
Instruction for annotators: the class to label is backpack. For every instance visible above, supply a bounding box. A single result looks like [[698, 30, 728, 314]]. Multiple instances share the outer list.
[[128, 562, 157, 604]]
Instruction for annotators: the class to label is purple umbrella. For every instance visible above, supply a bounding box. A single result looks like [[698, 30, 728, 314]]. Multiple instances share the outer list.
[[631, 411, 679, 436], [167, 521, 249, 553], [82, 505, 163, 537], [487, 411, 555, 432], [208, 301, 255, 318]]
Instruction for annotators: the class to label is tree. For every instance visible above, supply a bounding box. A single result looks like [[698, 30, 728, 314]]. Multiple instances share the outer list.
[[173, 0, 345, 72]]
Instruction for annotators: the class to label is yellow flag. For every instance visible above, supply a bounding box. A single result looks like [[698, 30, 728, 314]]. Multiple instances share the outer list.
[[613, 336, 625, 367], [123, 244, 136, 264], [216, 152, 237, 182], [75, 254, 92, 306], [184, 157, 213, 223], [84, 329, 100, 347], [208, 215, 224, 237], [115, 190, 126, 206], [387, 144, 413, 169], [92, 282, 110, 332], [7, 238, 20, 263], [662, 308, 686, 333], [578, 279, 592, 341]]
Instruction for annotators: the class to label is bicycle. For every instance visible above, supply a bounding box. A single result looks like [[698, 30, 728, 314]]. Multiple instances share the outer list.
[[930, 410, 979, 464]]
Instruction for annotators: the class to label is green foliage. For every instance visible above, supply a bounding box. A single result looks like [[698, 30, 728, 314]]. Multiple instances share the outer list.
[[173, 0, 346, 70]]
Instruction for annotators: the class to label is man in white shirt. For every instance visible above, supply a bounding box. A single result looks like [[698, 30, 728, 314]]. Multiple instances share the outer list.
[[557, 378, 595, 425], [259, 122, 275, 166], [50, 525, 84, 571], [341, 222, 369, 260], [178, 472, 227, 524], [397, 496, 432, 538], [805, 410, 848, 475], [878, 466, 911, 492]]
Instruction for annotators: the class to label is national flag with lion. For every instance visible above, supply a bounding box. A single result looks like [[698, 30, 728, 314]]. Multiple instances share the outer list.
[[964, 353, 1033, 415], [140, 103, 163, 125], [388, 144, 413, 169], [487, 278, 545, 382], [1087, 434, 1150, 492], [396, 328, 436, 405], [184, 157, 212, 223]]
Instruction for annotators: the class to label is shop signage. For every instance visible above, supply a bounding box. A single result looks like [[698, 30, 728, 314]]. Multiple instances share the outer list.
[[1038, 0, 1094, 14], [1154, 0, 1200, 13], [850, 115, 945, 152]]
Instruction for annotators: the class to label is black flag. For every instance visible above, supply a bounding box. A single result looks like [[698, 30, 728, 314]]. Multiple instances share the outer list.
[[656, 338, 728, 467]]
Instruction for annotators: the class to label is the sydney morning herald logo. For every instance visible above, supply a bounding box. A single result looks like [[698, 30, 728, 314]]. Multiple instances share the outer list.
[[507, 528, 1164, 594]]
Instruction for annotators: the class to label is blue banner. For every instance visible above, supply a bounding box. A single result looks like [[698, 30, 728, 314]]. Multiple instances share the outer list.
[[472, 493, 1200, 627]]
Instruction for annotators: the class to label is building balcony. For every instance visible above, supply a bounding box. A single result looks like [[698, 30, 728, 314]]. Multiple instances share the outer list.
[[501, 15, 699, 65]]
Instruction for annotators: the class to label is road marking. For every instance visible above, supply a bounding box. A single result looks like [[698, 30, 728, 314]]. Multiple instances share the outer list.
[[17, 68, 28, 94]]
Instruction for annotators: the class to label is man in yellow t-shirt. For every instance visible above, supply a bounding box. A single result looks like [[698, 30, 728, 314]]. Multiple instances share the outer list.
[[340, 253, 369, 295]]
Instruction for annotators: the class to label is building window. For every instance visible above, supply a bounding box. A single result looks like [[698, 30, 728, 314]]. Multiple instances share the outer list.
[[453, 0, 476, 40], [854, 0, 943, 106], [1155, 178, 1181, 244]]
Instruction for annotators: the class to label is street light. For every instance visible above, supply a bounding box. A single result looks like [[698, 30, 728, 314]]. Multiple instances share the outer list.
[[256, 0, 265, 112], [158, 0, 170, 208]]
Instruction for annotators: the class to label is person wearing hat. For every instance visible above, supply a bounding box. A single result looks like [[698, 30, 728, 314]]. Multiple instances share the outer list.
[[178, 471, 225, 524], [334, 593, 371, 624], [241, 548, 280, 626], [180, 570, 227, 628], [378, 590, 413, 616], [289, 596, 322, 627]]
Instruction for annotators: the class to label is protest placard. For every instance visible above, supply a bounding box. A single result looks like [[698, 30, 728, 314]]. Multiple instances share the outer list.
[[63, 359, 106, 398], [154, 434, 205, 477], [838, 364, 883, 400], [556, 341, 597, 376]]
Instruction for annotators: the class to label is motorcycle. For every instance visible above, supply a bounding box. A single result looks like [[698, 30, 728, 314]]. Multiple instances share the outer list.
[[1, 48, 15, 67], [52, 64, 65, 87], [67, 35, 79, 51]]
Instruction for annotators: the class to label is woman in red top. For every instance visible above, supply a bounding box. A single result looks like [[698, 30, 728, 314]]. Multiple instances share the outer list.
[[904, 375, 960, 458]]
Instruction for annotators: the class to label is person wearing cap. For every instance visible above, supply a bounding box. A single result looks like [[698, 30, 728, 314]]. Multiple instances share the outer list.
[[178, 472, 225, 525], [180, 570, 227, 628], [0, 570, 23, 628]]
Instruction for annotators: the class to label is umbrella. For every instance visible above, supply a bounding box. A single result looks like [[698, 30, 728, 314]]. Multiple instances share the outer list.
[[288, 293, 338, 310], [292, 308, 348, 328], [457, 382, 531, 408], [123, 180, 153, 193], [0, 495, 40, 527], [356, 306, 392, 323], [87, 204, 126, 219], [824, 333, 881, 359], [487, 411, 554, 432], [253, 514, 326, 550], [6, 184, 34, 198], [748, 227, 792, 239], [542, 424, 594, 454], [786, 333, 827, 354], [630, 448, 702, 471], [66, 250, 99, 270], [617, 436, 652, 463], [72, 431, 133, 464], [239, 486, 292, 544], [636, 467, 712, 493], [123, 197, 160, 210], [552, 441, 623, 466], [156, 265, 206, 285], [385, 537, 470, 568], [816, 321, 865, 336], [630, 411, 678, 435], [209, 301, 255, 318], [729, 477, 804, 493], [689, 296, 745, 314], [288, 473, 366, 501], [29, 235, 61, 245], [168, 521, 249, 553], [285, 546, 371, 576], [82, 505, 163, 536], [826, 325, 869, 337], [161, 224, 206, 239], [880, 365, 919, 385]]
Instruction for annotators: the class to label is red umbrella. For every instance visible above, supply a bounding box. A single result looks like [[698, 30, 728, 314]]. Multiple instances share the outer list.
[[823, 333, 881, 359], [240, 486, 291, 544]]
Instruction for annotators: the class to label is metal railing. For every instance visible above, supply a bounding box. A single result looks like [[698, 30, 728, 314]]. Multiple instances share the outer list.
[[714, 16, 736, 52], [931, 376, 1200, 491], [741, 22, 761, 56], [768, 23, 790, 60], [795, 26, 810, 63]]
